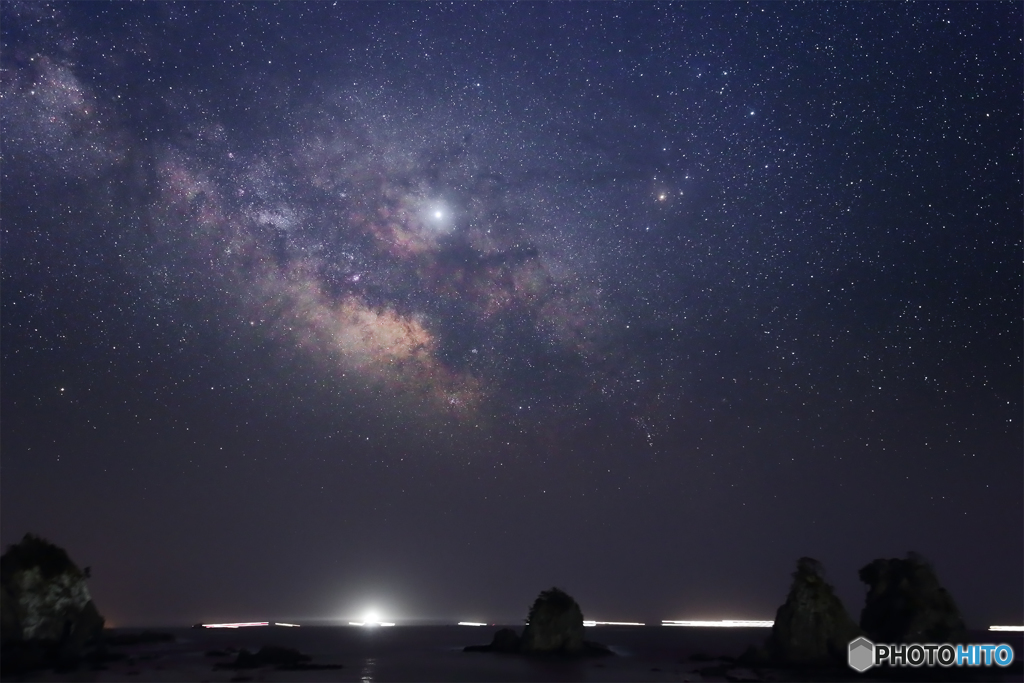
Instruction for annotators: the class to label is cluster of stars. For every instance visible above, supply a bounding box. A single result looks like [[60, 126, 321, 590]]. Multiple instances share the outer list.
[[1, 0, 1019, 628]]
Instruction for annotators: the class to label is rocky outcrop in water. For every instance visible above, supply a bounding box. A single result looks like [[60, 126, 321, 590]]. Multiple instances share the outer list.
[[520, 587, 586, 654], [463, 627, 521, 653], [765, 557, 861, 664], [858, 552, 966, 642], [464, 587, 611, 657], [0, 534, 105, 673]]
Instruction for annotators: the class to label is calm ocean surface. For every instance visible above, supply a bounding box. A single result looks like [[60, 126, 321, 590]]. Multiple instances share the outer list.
[[96, 626, 1023, 682], [132, 624, 768, 681]]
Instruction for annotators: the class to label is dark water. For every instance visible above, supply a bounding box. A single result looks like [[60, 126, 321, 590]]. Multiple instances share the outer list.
[[132, 625, 767, 681], [108, 626, 1024, 682]]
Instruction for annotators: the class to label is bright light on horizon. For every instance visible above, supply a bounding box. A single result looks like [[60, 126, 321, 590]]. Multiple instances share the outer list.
[[354, 610, 397, 626], [202, 619, 1022, 631], [663, 619, 773, 628]]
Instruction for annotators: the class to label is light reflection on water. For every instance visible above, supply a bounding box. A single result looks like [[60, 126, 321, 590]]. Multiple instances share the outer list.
[[360, 656, 377, 683]]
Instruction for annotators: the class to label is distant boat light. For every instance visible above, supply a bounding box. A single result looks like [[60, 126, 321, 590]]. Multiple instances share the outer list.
[[274, 623, 300, 627], [663, 620, 773, 628], [990, 625, 1024, 632], [459, 622, 488, 626], [583, 621, 645, 626], [202, 622, 269, 629]]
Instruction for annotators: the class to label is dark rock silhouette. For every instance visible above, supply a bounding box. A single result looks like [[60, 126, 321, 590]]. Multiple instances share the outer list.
[[1, 534, 105, 674], [858, 552, 966, 642], [740, 557, 860, 667], [766, 557, 861, 664], [464, 627, 521, 653], [464, 587, 612, 657], [521, 587, 586, 654], [215, 644, 344, 671], [219, 645, 310, 669], [490, 627, 522, 652]]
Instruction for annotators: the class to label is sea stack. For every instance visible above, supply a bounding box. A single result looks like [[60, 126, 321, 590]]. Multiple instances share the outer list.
[[0, 534, 105, 671], [764, 557, 861, 665], [464, 587, 611, 656], [858, 552, 966, 643], [520, 587, 586, 654]]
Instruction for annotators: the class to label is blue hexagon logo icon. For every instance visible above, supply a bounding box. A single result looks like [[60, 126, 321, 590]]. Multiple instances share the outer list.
[[848, 636, 875, 672]]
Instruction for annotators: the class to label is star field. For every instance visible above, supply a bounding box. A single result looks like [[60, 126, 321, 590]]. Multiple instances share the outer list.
[[2, 2, 1021, 628]]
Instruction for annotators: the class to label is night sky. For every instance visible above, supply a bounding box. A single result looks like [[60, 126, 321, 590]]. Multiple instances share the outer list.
[[2, 2, 1021, 630]]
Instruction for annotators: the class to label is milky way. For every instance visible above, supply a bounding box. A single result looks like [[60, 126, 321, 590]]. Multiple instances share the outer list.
[[139, 85, 645, 426], [2, 2, 1020, 628], [4, 15, 687, 433]]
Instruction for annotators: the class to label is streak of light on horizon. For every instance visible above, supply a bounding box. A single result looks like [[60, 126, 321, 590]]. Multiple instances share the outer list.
[[989, 625, 1024, 632], [662, 619, 773, 627]]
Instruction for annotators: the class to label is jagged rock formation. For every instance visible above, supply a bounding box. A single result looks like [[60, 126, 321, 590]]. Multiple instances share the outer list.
[[464, 588, 611, 657], [762, 557, 861, 665], [1, 534, 105, 672], [520, 587, 586, 654], [858, 552, 966, 642]]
